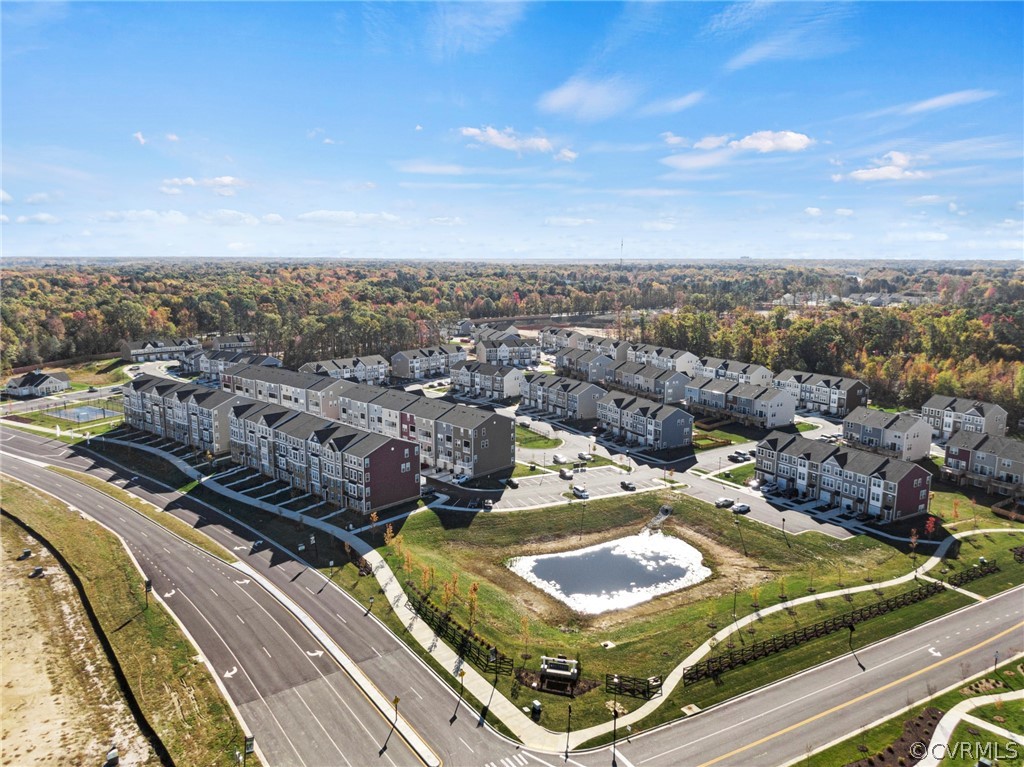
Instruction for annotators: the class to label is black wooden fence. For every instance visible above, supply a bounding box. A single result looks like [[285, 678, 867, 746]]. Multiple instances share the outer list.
[[605, 673, 664, 700], [947, 559, 1001, 587], [1012, 546, 1024, 565], [682, 581, 945, 685], [406, 586, 513, 676]]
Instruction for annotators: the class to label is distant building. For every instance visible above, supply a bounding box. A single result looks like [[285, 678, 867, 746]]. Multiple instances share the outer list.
[[683, 376, 795, 429], [391, 345, 466, 379], [538, 327, 581, 351], [920, 396, 1008, 439], [183, 350, 281, 380], [596, 392, 693, 450], [607, 361, 690, 404], [210, 334, 256, 353], [120, 337, 202, 363], [627, 345, 699, 376], [692, 357, 774, 386], [450, 361, 526, 400], [299, 355, 390, 385], [555, 348, 614, 383], [522, 373, 606, 421], [5, 370, 70, 398], [842, 407, 931, 461], [476, 337, 541, 367], [772, 370, 869, 418]]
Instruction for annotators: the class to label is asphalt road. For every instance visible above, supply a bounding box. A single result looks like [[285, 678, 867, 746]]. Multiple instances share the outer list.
[[2, 425, 1021, 767]]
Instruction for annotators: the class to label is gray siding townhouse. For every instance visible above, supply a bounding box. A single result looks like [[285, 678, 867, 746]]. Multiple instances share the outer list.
[[627, 345, 699, 375], [299, 355, 391, 385], [5, 370, 70, 397], [391, 345, 466, 379], [555, 348, 614, 383], [210, 334, 256, 353], [692, 357, 774, 386], [435, 407, 516, 478], [921, 396, 1008, 439], [772, 370, 869, 417], [941, 432, 1024, 496], [596, 392, 693, 449], [120, 337, 202, 363], [842, 407, 931, 461], [476, 337, 541, 367], [755, 431, 931, 522], [522, 374, 607, 420], [185, 350, 281, 379], [449, 360, 525, 400], [538, 327, 579, 350], [607, 361, 690, 404], [683, 376, 795, 428], [219, 364, 350, 421]]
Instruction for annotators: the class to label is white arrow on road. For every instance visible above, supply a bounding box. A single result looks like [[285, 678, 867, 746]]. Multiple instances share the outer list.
[[234, 579, 251, 585], [223, 667, 238, 678], [232, 546, 247, 551], [928, 647, 942, 657], [306, 650, 324, 658], [163, 589, 176, 598]]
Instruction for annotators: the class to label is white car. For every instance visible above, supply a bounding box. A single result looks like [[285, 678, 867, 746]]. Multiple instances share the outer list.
[[552, 454, 568, 464], [732, 503, 751, 514], [452, 474, 469, 485], [577, 452, 594, 462], [715, 497, 734, 508]]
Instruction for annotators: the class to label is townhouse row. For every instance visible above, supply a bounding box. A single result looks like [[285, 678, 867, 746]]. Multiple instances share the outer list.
[[220, 364, 514, 478], [183, 350, 282, 380], [124, 375, 419, 513], [299, 355, 390, 385], [941, 431, 1024, 496], [755, 431, 932, 522], [449, 361, 525, 400], [683, 376, 796, 429], [841, 407, 931, 461]]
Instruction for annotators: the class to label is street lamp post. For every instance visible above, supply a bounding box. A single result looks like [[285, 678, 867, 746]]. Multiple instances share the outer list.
[[565, 704, 572, 758], [734, 516, 747, 556], [611, 674, 620, 764], [366, 596, 375, 615]]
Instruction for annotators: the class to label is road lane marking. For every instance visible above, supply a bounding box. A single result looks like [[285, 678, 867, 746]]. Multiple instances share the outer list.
[[262, 646, 272, 658], [236, 615, 245, 624], [186, 566, 194, 573], [371, 646, 382, 658], [409, 686, 423, 700], [210, 588, 219, 597], [693, 619, 1024, 767], [458, 737, 474, 753], [335, 612, 347, 624]]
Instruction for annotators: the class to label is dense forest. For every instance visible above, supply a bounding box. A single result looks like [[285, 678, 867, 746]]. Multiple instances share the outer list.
[[2, 260, 1022, 425]]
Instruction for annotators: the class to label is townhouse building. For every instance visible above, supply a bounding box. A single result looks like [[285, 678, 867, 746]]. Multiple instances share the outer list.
[[555, 348, 614, 383], [220, 364, 351, 421], [390, 345, 467, 379], [920, 396, 1008, 439], [941, 432, 1024, 496], [434, 406, 516, 478], [522, 373, 607, 420], [124, 374, 245, 455], [683, 376, 796, 429], [607, 361, 690, 404], [5, 370, 70, 397], [772, 370, 869, 418], [449, 361, 526, 400], [842, 407, 931, 461], [184, 350, 282, 379], [627, 345, 699, 375], [692, 357, 774, 386], [538, 327, 579, 351], [595, 392, 693, 450], [755, 431, 932, 522], [476, 337, 541, 367], [120, 337, 203, 363], [299, 355, 391, 385], [569, 334, 630, 361], [210, 334, 256, 353]]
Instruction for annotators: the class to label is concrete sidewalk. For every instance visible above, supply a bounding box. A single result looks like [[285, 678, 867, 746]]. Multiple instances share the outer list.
[[916, 689, 1024, 767]]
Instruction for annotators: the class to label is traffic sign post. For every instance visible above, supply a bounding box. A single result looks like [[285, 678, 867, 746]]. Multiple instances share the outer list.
[[243, 735, 255, 766], [392, 695, 400, 724], [144, 578, 152, 609]]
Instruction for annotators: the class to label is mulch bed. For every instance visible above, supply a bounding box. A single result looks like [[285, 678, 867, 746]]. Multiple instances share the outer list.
[[843, 706, 944, 767]]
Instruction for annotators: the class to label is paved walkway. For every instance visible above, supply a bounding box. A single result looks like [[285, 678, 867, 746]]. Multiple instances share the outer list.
[[8, 420, 1020, 753], [916, 689, 1024, 767]]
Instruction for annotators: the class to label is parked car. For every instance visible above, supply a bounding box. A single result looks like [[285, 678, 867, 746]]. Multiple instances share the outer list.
[[452, 473, 468, 485], [715, 497, 735, 508], [732, 503, 751, 514], [88, 386, 98, 392], [505, 477, 520, 489], [620, 480, 636, 491], [552, 454, 568, 464], [483, 499, 494, 510], [748, 448, 757, 456], [760, 483, 778, 494], [559, 468, 574, 480], [469, 497, 482, 509], [572, 485, 589, 499], [128, 365, 140, 371], [577, 452, 594, 462]]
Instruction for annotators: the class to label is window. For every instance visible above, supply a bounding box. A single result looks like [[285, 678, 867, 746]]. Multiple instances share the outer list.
[[919, 489, 928, 500]]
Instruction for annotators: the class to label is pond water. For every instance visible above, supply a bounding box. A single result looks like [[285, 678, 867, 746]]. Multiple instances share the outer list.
[[507, 529, 711, 614]]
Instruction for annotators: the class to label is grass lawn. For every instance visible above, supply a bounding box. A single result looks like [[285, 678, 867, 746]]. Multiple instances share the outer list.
[[1, 477, 250, 767], [972, 698, 1024, 736], [54, 358, 133, 386], [805, 659, 1024, 767], [946, 530, 1024, 595], [939, 721, 1023, 766], [515, 424, 562, 450], [796, 421, 820, 432], [717, 462, 756, 486]]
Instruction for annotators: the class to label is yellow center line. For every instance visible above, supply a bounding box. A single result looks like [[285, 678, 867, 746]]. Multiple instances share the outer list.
[[696, 619, 1024, 767]]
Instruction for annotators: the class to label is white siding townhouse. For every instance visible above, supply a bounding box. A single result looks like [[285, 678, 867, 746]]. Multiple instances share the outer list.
[[449, 360, 525, 400], [391, 345, 467, 379], [220, 364, 351, 421], [521, 373, 606, 420], [607, 361, 690, 404], [941, 431, 1024, 497], [596, 392, 693, 450], [299, 355, 390, 385], [120, 337, 203, 363], [772, 370, 869, 418], [555, 348, 614, 383], [756, 431, 932, 522], [842, 407, 932, 461], [5, 370, 70, 397], [683, 376, 795, 429], [538, 327, 579, 351], [210, 334, 256, 353], [476, 337, 541, 367], [184, 350, 282, 380], [692, 357, 774, 386], [627, 345, 699, 375], [920, 396, 1008, 440]]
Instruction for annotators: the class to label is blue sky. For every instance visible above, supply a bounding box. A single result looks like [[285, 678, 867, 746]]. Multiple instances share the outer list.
[[2, 1, 1022, 260]]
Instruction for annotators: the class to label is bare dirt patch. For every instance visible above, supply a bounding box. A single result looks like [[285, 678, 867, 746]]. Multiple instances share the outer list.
[[1, 517, 155, 766]]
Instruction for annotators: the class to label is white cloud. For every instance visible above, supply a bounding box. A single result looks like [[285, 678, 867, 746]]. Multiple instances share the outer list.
[[159, 186, 183, 195], [296, 210, 401, 226], [427, 3, 524, 58], [323, 138, 336, 145], [661, 132, 688, 147], [16, 213, 60, 224], [397, 161, 469, 175], [132, 131, 147, 146], [163, 177, 197, 186], [26, 192, 52, 204], [0, 189, 12, 203], [804, 207, 822, 217], [872, 89, 998, 117], [641, 219, 677, 231], [839, 151, 929, 182], [429, 216, 465, 226], [641, 91, 704, 116], [415, 125, 423, 131], [226, 242, 250, 252], [729, 130, 814, 153], [835, 208, 854, 217], [885, 231, 949, 242], [166, 133, 180, 142], [537, 76, 637, 122], [544, 216, 594, 227], [704, 0, 774, 36], [98, 209, 188, 225], [460, 126, 564, 158], [724, 5, 851, 72], [555, 148, 578, 163], [661, 148, 735, 171], [201, 209, 259, 226], [0, 215, 9, 223], [160, 175, 244, 196], [906, 195, 945, 205], [694, 134, 730, 150], [790, 231, 854, 241], [261, 213, 285, 225]]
